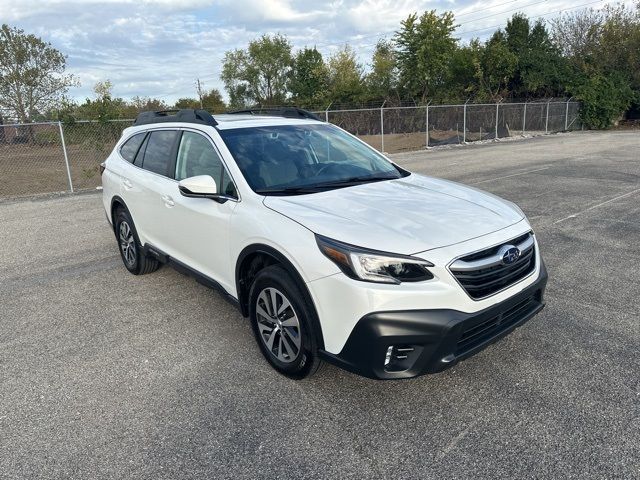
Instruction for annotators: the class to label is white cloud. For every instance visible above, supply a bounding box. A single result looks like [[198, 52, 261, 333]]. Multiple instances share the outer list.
[[1, 0, 613, 103]]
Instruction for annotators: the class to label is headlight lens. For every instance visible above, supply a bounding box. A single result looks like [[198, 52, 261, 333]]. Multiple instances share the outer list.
[[316, 235, 434, 284]]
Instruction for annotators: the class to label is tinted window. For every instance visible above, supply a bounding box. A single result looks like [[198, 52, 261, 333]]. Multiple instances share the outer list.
[[218, 124, 401, 193], [221, 169, 237, 197], [175, 132, 232, 195], [119, 133, 145, 162], [142, 130, 179, 176], [133, 134, 148, 167]]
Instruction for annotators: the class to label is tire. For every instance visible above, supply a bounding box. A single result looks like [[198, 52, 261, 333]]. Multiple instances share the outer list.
[[248, 265, 322, 379], [114, 208, 160, 275]]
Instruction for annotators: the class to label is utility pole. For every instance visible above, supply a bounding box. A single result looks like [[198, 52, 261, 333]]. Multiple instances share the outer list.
[[196, 79, 204, 109]]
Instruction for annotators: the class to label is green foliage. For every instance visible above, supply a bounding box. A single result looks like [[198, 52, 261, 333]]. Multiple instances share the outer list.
[[552, 4, 640, 126], [176, 89, 227, 112], [6, 3, 640, 129], [477, 34, 518, 100], [0, 24, 77, 122], [327, 46, 364, 105], [74, 80, 124, 122], [394, 10, 458, 101], [571, 72, 635, 128], [289, 47, 328, 107], [500, 15, 566, 98], [365, 40, 399, 103], [221, 34, 293, 107], [200, 89, 227, 112]]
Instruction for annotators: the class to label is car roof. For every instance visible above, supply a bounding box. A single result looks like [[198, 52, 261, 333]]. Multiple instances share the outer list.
[[121, 114, 323, 137], [213, 114, 322, 130]]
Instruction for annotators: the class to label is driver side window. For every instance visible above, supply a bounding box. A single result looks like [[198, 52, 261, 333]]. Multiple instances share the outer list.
[[175, 131, 237, 197]]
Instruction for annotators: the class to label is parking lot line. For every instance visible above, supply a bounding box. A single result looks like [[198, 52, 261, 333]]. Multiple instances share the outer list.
[[470, 166, 550, 185], [551, 187, 640, 225]]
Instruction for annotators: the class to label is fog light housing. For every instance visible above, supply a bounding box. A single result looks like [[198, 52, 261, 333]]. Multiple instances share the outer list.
[[384, 346, 393, 366]]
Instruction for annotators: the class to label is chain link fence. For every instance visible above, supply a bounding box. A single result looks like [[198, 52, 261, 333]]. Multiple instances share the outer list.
[[0, 120, 133, 199], [0, 100, 580, 199], [318, 100, 581, 152]]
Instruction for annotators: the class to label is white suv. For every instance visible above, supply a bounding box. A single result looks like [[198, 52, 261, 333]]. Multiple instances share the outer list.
[[101, 108, 547, 380]]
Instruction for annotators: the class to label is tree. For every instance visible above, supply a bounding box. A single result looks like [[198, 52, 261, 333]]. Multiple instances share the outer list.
[[476, 34, 518, 101], [200, 88, 227, 112], [551, 9, 603, 64], [597, 4, 640, 91], [394, 10, 457, 101], [174, 97, 200, 109], [221, 34, 293, 107], [553, 4, 639, 124], [501, 15, 567, 98], [119, 95, 168, 117], [74, 80, 125, 121], [221, 49, 250, 108], [365, 40, 399, 103], [326, 46, 364, 106], [0, 24, 77, 122], [446, 39, 482, 101], [572, 72, 634, 128], [289, 47, 328, 107]]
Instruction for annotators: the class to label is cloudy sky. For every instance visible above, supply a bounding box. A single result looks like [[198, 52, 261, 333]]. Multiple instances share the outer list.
[[0, 0, 633, 104]]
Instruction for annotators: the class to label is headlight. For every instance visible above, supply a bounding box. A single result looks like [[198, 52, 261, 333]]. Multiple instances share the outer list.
[[316, 235, 434, 284]]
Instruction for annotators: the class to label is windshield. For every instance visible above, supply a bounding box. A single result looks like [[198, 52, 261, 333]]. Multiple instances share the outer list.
[[218, 124, 406, 195]]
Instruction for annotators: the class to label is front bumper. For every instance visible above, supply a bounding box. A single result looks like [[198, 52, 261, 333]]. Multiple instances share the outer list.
[[319, 261, 548, 379]]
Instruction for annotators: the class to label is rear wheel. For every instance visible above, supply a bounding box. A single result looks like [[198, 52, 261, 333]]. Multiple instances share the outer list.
[[249, 265, 322, 379], [114, 209, 159, 275]]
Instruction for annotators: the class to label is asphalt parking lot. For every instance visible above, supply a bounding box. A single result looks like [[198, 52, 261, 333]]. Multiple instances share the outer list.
[[1, 131, 639, 479]]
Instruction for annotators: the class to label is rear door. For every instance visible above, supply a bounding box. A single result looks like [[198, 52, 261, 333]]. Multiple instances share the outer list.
[[126, 129, 181, 252]]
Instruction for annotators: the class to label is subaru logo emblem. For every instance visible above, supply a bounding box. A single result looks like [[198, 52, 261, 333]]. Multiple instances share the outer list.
[[498, 244, 521, 265]]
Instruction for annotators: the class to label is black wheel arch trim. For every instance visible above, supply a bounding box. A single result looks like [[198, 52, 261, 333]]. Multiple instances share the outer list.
[[110, 195, 130, 230], [235, 243, 325, 350]]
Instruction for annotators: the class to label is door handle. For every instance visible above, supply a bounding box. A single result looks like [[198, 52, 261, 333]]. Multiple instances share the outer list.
[[161, 194, 175, 207], [122, 178, 133, 189]]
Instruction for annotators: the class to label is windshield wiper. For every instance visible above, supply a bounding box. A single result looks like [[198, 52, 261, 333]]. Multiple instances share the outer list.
[[314, 173, 399, 188], [255, 174, 399, 196], [255, 186, 323, 195]]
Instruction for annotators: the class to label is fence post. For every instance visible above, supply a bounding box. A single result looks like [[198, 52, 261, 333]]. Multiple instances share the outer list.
[[564, 97, 572, 131], [495, 101, 499, 140], [425, 101, 431, 148], [545, 100, 550, 134], [463, 99, 469, 143], [58, 121, 74, 193], [380, 100, 386, 153], [522, 102, 527, 135], [324, 102, 332, 123]]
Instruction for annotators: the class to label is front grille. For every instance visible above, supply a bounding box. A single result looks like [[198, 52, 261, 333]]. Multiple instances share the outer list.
[[455, 292, 540, 355], [450, 232, 536, 299]]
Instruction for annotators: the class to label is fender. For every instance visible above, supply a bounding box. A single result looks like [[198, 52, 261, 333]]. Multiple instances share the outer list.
[[236, 243, 325, 350]]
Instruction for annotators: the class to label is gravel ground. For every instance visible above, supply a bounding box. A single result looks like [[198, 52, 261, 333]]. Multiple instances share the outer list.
[[1, 131, 639, 479]]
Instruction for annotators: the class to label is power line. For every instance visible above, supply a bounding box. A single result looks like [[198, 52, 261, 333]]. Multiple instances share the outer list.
[[100, 0, 615, 100], [310, 0, 548, 51], [457, 0, 606, 35]]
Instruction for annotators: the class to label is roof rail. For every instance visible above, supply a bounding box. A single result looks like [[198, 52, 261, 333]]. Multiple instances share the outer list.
[[134, 109, 218, 126], [226, 106, 322, 121]]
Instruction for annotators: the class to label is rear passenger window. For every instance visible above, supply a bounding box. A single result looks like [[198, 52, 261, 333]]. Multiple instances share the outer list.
[[133, 134, 148, 167], [142, 130, 179, 176], [119, 133, 145, 162]]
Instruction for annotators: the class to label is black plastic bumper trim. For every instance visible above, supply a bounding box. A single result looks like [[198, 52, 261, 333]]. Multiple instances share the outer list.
[[319, 260, 548, 380]]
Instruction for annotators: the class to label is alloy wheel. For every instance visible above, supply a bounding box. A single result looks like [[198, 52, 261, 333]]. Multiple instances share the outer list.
[[255, 287, 301, 363], [119, 221, 137, 267]]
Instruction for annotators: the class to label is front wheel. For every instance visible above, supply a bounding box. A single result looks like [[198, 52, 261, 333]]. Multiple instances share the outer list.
[[248, 265, 322, 379]]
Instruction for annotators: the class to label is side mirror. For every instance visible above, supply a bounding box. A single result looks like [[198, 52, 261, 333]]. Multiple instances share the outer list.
[[178, 175, 218, 198]]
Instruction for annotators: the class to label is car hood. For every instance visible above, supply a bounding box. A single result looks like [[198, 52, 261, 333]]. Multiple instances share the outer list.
[[263, 173, 524, 254]]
